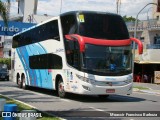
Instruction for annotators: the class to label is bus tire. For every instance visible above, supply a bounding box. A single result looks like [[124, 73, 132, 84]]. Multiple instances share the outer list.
[[98, 95, 109, 99], [17, 74, 22, 88], [21, 74, 27, 89], [57, 78, 66, 98]]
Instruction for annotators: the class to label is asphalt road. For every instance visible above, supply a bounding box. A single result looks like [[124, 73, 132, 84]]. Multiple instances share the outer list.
[[0, 81, 160, 120]]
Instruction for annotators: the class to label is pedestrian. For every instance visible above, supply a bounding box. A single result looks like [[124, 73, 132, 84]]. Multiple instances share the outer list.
[[136, 72, 141, 83], [143, 73, 148, 83]]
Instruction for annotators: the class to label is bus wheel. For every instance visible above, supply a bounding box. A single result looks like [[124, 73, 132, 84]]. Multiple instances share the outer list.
[[58, 79, 66, 98], [17, 76, 22, 88], [21, 75, 27, 89], [98, 95, 109, 99]]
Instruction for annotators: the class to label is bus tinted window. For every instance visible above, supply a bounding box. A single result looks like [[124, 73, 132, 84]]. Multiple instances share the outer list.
[[65, 40, 80, 69], [78, 13, 129, 40], [61, 15, 77, 35], [13, 20, 59, 48], [82, 44, 132, 76], [29, 54, 62, 69]]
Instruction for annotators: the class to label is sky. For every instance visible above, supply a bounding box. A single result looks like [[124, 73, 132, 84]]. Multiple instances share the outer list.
[[8, 0, 154, 20]]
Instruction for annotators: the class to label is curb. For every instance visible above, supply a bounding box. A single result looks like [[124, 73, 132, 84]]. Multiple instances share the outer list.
[[133, 88, 160, 95], [133, 88, 140, 92], [139, 89, 160, 95], [0, 94, 66, 120]]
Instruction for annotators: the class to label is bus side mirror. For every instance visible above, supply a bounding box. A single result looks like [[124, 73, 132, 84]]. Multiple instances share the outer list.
[[130, 37, 143, 54], [65, 34, 85, 52], [65, 35, 74, 40]]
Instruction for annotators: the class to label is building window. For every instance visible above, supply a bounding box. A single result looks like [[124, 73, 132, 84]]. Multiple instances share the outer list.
[[157, 16, 159, 20]]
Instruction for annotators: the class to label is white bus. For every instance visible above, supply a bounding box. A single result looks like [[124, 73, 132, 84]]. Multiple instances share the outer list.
[[12, 11, 143, 98]]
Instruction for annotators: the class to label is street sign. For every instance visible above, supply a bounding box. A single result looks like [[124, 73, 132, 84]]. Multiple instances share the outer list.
[[0, 21, 36, 36]]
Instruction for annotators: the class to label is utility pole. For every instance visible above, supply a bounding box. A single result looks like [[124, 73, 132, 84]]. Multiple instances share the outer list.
[[116, 0, 121, 14]]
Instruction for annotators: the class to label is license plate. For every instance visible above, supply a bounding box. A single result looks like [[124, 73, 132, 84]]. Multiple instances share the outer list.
[[106, 89, 115, 93]]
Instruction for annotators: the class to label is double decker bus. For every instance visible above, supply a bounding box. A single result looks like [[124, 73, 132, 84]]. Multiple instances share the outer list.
[[12, 11, 143, 98]]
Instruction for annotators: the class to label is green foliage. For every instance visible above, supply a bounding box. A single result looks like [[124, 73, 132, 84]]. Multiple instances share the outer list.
[[0, 58, 11, 69], [0, 0, 10, 26], [123, 15, 136, 22], [134, 86, 149, 90]]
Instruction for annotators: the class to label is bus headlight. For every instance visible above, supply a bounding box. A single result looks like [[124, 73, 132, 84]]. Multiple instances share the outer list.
[[76, 74, 91, 83], [82, 85, 91, 91], [124, 79, 132, 84]]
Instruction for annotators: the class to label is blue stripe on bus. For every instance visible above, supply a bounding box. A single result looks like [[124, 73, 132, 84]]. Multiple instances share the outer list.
[[19, 47, 36, 86], [31, 44, 50, 88], [16, 48, 29, 85], [38, 43, 47, 53], [22, 45, 38, 86], [16, 43, 53, 89], [33, 43, 53, 89], [26, 45, 42, 87]]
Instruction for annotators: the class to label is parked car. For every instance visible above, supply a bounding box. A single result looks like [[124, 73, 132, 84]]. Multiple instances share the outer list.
[[0, 68, 9, 81]]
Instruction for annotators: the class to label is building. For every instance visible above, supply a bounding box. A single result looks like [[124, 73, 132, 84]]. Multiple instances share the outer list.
[[153, 0, 160, 19], [0, 0, 53, 59], [3, 36, 12, 58], [126, 0, 160, 84]]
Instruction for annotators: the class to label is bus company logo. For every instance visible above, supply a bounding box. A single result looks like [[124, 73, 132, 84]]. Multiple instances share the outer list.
[[56, 48, 64, 53], [105, 78, 116, 81]]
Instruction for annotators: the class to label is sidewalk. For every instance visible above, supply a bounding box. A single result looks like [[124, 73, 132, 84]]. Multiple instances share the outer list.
[[133, 82, 160, 95]]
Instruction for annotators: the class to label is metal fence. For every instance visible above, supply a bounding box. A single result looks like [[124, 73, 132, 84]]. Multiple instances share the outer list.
[[126, 19, 160, 31], [146, 44, 160, 49]]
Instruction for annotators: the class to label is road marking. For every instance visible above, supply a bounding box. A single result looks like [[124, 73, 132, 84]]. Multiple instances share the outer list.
[[29, 91, 44, 96], [133, 92, 160, 96], [89, 107, 105, 112], [60, 99, 70, 102]]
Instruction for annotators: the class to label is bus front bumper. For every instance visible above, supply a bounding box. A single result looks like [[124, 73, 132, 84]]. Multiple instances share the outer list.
[[78, 83, 133, 95]]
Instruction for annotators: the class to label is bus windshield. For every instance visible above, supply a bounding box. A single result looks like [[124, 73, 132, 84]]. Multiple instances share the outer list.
[[78, 13, 129, 40], [82, 44, 132, 76]]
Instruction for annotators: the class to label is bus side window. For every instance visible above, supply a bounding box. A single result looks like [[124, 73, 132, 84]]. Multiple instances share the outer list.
[[29, 54, 62, 69]]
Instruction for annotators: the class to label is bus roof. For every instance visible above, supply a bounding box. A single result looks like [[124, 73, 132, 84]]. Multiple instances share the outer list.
[[60, 10, 120, 17], [13, 11, 120, 37]]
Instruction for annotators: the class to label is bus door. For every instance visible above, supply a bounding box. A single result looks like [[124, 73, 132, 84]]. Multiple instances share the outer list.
[[65, 37, 84, 92]]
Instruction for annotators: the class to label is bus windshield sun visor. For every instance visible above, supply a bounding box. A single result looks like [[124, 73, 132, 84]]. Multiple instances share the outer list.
[[65, 34, 131, 52]]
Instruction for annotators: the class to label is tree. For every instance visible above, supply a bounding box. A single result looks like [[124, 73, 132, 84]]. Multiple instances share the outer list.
[[0, 0, 10, 26], [0, 58, 11, 69], [123, 15, 136, 22]]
